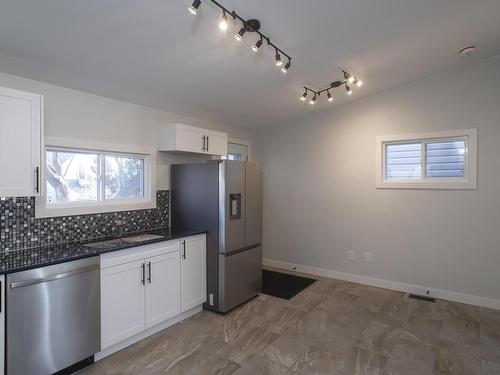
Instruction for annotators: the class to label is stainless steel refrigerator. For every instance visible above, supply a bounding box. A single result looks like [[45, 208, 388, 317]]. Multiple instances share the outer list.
[[171, 160, 262, 313]]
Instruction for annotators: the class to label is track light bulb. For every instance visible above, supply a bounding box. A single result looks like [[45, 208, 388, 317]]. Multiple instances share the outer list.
[[327, 91, 333, 102], [218, 12, 228, 31], [275, 52, 283, 66], [300, 91, 307, 101], [235, 27, 245, 42], [346, 85, 352, 95], [356, 80, 363, 87], [309, 95, 317, 105], [252, 39, 263, 52], [348, 76, 355, 84], [188, 0, 201, 15], [281, 61, 291, 74]]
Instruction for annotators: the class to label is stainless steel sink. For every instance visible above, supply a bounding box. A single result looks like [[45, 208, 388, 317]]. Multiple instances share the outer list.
[[84, 234, 166, 249], [121, 234, 167, 243]]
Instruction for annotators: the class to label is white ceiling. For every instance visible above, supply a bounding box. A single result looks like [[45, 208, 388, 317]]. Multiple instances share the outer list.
[[1, 0, 499, 129]]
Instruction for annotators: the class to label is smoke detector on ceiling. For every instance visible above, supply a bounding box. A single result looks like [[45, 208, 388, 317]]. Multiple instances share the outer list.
[[459, 46, 476, 56]]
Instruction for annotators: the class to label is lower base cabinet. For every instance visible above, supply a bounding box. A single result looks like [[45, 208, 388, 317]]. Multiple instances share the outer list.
[[101, 259, 147, 348], [145, 251, 181, 328], [100, 235, 205, 351], [181, 235, 207, 312]]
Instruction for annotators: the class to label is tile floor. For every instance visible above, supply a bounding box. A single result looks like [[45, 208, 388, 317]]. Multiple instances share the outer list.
[[77, 268, 500, 375]]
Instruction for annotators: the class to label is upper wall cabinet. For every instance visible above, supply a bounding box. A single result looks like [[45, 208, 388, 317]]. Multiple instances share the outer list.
[[0, 87, 43, 197], [158, 123, 228, 156]]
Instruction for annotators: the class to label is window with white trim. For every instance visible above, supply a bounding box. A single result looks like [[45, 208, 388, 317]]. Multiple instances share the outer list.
[[46, 147, 147, 206], [376, 129, 477, 189]]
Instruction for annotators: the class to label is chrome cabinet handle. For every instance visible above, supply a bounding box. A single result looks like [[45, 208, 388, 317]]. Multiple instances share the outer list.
[[182, 240, 186, 259], [147, 261, 151, 284], [10, 264, 99, 289], [202, 135, 206, 151], [206, 136, 209, 152]]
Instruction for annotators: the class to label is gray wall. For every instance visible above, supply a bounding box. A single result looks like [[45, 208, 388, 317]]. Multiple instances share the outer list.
[[256, 56, 500, 301]]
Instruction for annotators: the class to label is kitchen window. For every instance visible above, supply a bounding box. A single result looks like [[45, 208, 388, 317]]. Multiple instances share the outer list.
[[36, 143, 155, 218], [375, 129, 477, 189]]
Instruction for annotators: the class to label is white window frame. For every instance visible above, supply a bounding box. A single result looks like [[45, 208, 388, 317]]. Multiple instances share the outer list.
[[35, 137, 156, 218], [375, 129, 477, 189]]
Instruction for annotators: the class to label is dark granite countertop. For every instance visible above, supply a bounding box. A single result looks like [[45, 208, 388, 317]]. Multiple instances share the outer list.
[[0, 227, 206, 275]]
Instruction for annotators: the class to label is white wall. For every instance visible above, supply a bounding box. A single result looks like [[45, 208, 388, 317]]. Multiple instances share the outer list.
[[0, 72, 255, 190], [257, 56, 500, 305]]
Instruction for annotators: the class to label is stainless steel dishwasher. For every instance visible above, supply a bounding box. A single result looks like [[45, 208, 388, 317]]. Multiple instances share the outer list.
[[6, 256, 100, 375]]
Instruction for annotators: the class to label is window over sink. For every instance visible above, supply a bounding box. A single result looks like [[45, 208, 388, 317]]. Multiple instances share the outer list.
[[36, 142, 155, 218]]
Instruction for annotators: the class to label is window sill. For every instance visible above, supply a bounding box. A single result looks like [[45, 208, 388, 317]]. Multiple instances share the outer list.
[[34, 196, 157, 218], [376, 179, 477, 190]]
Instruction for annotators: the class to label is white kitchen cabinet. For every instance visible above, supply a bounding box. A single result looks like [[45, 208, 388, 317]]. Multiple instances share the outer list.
[[145, 252, 181, 328], [0, 86, 43, 197], [0, 275, 4, 375], [100, 236, 206, 351], [158, 123, 228, 156], [173, 124, 206, 153], [100, 259, 146, 349], [100, 240, 182, 349], [204, 129, 228, 156], [180, 234, 207, 312]]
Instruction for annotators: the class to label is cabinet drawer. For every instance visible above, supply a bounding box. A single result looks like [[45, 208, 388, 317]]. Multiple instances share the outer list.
[[100, 240, 180, 269]]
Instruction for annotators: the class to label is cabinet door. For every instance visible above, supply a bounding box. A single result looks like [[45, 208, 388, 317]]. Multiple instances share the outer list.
[[0, 87, 42, 197], [145, 252, 181, 328], [0, 275, 4, 375], [177, 126, 206, 154], [180, 235, 207, 312], [101, 260, 146, 349], [206, 131, 228, 156]]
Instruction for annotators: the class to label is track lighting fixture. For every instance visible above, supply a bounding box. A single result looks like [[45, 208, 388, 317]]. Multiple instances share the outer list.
[[187, 0, 291, 75], [235, 27, 246, 42], [188, 0, 201, 15], [342, 70, 351, 82], [281, 61, 291, 74], [275, 51, 283, 66], [300, 70, 362, 106], [252, 38, 263, 52], [218, 11, 228, 31]]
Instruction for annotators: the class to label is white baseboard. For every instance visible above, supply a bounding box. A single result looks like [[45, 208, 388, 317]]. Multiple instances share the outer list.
[[95, 305, 203, 361], [263, 258, 500, 310]]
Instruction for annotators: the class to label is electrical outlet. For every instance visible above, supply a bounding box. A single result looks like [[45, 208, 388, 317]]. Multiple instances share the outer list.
[[348, 250, 355, 261], [364, 252, 373, 263]]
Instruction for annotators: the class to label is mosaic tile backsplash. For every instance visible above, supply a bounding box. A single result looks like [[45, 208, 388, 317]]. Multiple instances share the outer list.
[[0, 190, 169, 252]]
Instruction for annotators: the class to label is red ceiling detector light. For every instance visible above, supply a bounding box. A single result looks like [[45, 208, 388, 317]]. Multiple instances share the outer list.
[[459, 45, 476, 56], [300, 70, 363, 103]]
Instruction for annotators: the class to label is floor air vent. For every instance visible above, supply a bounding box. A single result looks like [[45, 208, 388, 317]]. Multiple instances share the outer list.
[[408, 294, 436, 303]]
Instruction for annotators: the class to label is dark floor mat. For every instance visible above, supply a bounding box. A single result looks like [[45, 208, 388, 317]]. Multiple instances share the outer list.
[[261, 269, 317, 300]]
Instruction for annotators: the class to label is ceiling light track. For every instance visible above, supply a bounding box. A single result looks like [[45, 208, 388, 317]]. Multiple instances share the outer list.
[[301, 70, 363, 104], [188, 0, 292, 73]]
